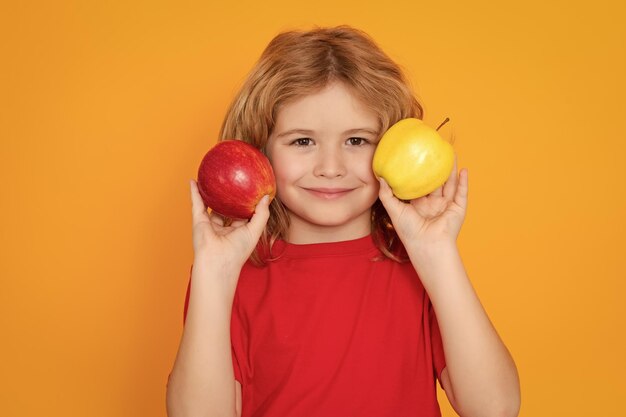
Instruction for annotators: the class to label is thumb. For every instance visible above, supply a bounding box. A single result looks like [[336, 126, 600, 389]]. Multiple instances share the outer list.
[[378, 178, 405, 221], [245, 195, 272, 239]]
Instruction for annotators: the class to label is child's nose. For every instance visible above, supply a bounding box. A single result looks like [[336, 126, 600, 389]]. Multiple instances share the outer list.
[[313, 146, 347, 178]]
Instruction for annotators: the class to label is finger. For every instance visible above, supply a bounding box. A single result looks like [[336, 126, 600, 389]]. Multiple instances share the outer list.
[[230, 219, 248, 228], [454, 168, 469, 210], [377, 178, 405, 221], [209, 210, 225, 226], [442, 155, 458, 200], [429, 185, 443, 197], [245, 195, 272, 240], [190, 180, 209, 223]]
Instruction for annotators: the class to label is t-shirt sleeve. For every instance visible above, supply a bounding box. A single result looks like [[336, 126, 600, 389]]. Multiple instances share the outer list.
[[428, 302, 447, 384], [182, 265, 192, 324], [167, 265, 194, 389], [230, 291, 244, 384]]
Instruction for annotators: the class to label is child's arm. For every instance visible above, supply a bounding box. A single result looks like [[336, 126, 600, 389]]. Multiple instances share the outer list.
[[166, 181, 270, 417], [410, 241, 520, 417], [378, 159, 520, 417]]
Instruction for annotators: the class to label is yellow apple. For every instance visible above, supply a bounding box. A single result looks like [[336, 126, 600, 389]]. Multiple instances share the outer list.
[[372, 118, 454, 200]]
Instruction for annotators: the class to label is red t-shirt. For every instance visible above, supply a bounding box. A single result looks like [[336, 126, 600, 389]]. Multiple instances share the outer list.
[[183, 235, 446, 416]]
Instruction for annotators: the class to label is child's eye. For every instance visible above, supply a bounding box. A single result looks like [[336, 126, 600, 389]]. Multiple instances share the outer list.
[[291, 138, 313, 147], [346, 137, 369, 146]]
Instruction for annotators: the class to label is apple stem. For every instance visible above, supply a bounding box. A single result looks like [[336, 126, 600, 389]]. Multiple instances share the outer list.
[[436, 117, 450, 131]]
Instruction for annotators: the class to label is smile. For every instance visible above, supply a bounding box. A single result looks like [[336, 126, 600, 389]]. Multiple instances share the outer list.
[[304, 187, 354, 200]]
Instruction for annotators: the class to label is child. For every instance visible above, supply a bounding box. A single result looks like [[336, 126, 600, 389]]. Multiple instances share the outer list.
[[167, 26, 520, 417]]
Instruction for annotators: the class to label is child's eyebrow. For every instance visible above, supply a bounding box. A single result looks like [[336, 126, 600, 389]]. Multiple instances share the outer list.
[[343, 128, 379, 136], [275, 129, 315, 138], [276, 128, 379, 138]]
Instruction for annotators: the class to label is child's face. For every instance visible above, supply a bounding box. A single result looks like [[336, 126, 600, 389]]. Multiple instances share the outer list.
[[265, 81, 381, 243]]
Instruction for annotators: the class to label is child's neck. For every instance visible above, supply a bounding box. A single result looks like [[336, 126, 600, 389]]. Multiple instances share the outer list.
[[285, 216, 372, 245]]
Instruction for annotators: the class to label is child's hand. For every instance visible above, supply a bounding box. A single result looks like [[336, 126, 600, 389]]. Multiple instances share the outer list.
[[189, 179, 271, 268], [377, 156, 468, 252]]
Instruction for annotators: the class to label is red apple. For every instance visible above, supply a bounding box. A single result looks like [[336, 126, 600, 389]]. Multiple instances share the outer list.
[[197, 140, 276, 219]]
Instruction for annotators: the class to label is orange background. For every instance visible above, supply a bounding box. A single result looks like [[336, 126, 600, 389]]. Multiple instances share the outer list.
[[1, 1, 625, 416]]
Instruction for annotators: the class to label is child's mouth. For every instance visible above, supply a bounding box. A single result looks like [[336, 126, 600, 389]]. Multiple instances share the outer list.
[[304, 187, 353, 200]]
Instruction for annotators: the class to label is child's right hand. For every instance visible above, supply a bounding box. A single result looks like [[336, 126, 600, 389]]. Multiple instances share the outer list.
[[189, 179, 271, 269]]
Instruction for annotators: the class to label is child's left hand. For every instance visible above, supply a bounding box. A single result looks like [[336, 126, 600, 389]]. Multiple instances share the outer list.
[[377, 156, 468, 251]]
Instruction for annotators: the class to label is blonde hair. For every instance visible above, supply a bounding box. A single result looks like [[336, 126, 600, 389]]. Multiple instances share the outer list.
[[219, 25, 423, 263]]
